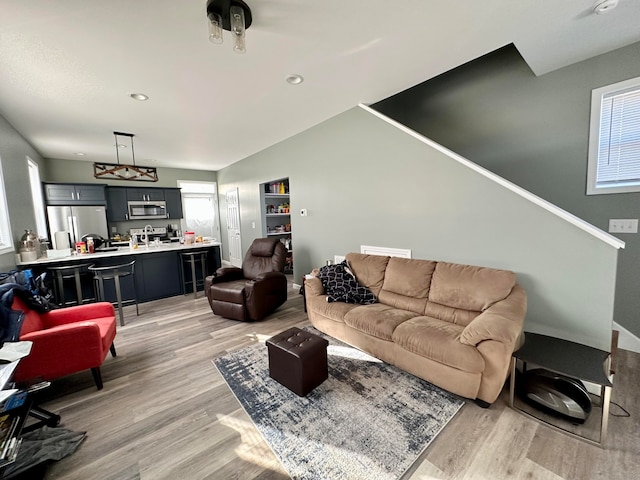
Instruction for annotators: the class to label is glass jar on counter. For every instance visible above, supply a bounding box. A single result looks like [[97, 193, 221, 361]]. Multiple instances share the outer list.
[[86, 237, 95, 253], [184, 231, 196, 245]]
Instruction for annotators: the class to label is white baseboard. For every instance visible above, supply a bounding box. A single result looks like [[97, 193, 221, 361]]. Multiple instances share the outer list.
[[613, 322, 640, 353]]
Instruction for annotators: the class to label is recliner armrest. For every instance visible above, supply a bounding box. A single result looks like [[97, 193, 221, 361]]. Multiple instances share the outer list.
[[244, 272, 288, 321], [252, 271, 286, 283], [207, 267, 244, 284]]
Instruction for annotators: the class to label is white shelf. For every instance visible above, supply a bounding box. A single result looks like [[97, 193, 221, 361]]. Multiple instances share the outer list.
[[266, 213, 290, 217], [265, 193, 289, 198], [267, 231, 291, 236]]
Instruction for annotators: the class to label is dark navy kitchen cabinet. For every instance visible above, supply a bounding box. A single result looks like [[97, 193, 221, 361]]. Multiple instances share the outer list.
[[126, 188, 165, 202], [44, 183, 106, 206], [164, 188, 183, 219], [105, 187, 129, 221], [139, 252, 183, 301]]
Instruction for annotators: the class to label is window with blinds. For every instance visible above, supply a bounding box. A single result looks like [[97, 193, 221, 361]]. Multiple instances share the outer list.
[[587, 76, 640, 195]]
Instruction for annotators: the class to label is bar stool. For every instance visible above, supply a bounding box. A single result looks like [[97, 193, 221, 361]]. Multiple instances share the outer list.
[[47, 263, 93, 307], [181, 250, 208, 299], [89, 260, 139, 326]]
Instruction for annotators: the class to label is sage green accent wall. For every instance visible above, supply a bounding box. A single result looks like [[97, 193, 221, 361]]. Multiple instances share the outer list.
[[217, 106, 618, 350], [0, 114, 45, 271], [44, 158, 217, 186], [373, 42, 640, 339]]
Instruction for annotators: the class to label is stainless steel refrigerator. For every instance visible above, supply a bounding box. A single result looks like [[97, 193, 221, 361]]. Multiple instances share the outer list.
[[47, 205, 109, 249]]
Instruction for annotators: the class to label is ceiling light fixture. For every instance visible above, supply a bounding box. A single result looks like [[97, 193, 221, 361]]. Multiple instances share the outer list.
[[130, 93, 149, 101], [206, 0, 252, 54], [93, 131, 159, 182], [593, 0, 618, 14], [286, 74, 304, 85], [74, 152, 86, 156]]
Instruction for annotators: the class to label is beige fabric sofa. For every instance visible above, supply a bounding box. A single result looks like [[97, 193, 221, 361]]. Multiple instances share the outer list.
[[305, 253, 527, 405]]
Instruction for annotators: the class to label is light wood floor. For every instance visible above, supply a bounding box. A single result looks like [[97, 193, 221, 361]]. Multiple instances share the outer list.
[[35, 284, 639, 480]]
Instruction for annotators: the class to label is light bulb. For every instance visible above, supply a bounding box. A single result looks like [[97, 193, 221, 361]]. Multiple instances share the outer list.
[[208, 12, 223, 44], [230, 6, 246, 54]]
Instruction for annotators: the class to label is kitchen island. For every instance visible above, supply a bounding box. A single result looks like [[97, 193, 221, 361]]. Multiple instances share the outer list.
[[17, 242, 222, 304]]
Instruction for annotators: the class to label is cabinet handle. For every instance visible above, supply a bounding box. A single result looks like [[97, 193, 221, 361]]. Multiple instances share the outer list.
[[71, 192, 75, 200], [125, 213, 129, 220], [76, 191, 80, 200]]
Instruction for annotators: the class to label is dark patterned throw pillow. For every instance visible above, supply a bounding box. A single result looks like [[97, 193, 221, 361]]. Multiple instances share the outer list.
[[317, 260, 376, 304]]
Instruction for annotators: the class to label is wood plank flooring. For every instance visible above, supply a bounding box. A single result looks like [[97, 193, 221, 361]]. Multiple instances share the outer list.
[[33, 283, 639, 480]]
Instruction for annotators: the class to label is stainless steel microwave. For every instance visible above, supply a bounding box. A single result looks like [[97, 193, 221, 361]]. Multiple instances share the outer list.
[[127, 200, 167, 220]]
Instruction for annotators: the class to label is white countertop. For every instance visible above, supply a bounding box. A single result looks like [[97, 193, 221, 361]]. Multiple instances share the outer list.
[[17, 242, 221, 267]]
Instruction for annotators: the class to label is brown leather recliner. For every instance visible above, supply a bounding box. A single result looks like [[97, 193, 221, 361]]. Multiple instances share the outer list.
[[205, 238, 288, 321]]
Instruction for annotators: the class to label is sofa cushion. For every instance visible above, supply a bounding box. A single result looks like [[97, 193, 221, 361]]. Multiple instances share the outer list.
[[377, 257, 436, 314], [392, 317, 485, 373], [428, 262, 515, 312], [381, 257, 436, 298], [344, 304, 417, 341], [317, 262, 376, 304], [345, 253, 390, 297], [424, 302, 480, 327]]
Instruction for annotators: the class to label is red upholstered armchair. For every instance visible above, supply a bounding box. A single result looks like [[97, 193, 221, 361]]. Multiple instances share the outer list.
[[12, 296, 117, 390], [205, 237, 288, 321]]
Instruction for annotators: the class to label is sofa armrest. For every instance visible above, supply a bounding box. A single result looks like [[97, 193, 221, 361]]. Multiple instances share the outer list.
[[21, 322, 103, 356], [304, 277, 325, 297], [460, 284, 527, 347], [42, 302, 115, 327]]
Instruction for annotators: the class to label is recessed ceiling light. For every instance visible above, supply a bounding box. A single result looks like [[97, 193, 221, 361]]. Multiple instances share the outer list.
[[593, 0, 618, 14], [74, 152, 86, 156], [130, 93, 149, 101], [285, 74, 304, 85]]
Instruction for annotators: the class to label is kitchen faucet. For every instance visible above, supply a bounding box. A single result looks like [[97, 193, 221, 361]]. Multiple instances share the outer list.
[[141, 224, 153, 247]]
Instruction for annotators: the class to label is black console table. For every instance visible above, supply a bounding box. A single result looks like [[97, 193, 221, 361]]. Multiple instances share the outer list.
[[509, 332, 612, 447]]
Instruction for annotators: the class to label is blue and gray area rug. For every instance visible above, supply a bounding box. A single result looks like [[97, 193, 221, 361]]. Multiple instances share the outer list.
[[213, 327, 464, 480]]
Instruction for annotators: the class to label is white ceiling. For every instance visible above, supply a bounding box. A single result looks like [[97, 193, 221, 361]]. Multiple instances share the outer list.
[[0, 0, 639, 172]]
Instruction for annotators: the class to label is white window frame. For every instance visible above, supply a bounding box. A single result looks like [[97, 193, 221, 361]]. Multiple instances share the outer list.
[[587, 76, 640, 195], [176, 180, 221, 239], [27, 157, 47, 239], [0, 157, 15, 255]]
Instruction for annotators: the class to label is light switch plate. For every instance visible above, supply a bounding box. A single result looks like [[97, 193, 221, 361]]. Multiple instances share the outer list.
[[609, 219, 638, 233]]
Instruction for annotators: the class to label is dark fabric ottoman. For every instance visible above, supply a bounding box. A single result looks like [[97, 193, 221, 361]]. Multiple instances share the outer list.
[[266, 327, 329, 396]]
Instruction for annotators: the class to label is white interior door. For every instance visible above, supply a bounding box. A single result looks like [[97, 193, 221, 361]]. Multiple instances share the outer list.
[[226, 188, 242, 267]]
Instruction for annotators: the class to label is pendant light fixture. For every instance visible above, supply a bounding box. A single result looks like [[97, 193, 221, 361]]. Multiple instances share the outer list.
[[93, 131, 159, 182], [206, 0, 252, 54]]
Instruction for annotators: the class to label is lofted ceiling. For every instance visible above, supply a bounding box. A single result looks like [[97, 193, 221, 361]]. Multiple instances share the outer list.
[[0, 0, 639, 172]]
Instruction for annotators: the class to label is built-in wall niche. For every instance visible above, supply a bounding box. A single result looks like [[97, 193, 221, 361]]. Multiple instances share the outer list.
[[260, 178, 292, 273]]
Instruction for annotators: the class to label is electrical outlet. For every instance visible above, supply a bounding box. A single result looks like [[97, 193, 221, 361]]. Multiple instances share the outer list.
[[251, 221, 255, 229], [608, 219, 638, 233], [334, 255, 345, 263], [300, 208, 308, 217]]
